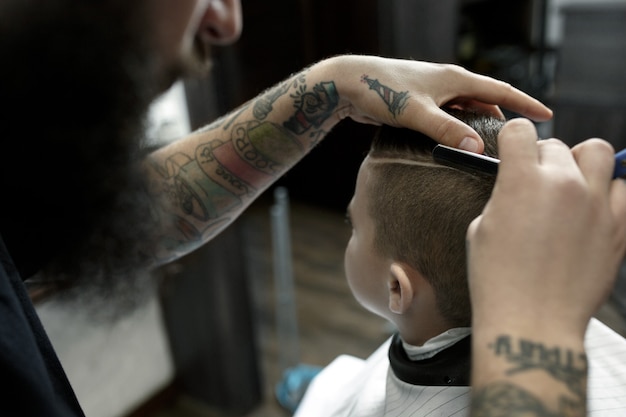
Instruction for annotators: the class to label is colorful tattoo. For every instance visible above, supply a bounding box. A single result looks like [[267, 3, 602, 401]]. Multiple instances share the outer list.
[[152, 70, 323, 251], [156, 120, 302, 239], [361, 74, 409, 117], [283, 81, 339, 141]]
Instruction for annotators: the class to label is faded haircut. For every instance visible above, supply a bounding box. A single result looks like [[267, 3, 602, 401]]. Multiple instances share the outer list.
[[367, 109, 503, 327]]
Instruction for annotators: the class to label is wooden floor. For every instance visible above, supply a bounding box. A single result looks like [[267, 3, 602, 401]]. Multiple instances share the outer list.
[[146, 195, 626, 417], [148, 196, 391, 417], [242, 197, 393, 417]]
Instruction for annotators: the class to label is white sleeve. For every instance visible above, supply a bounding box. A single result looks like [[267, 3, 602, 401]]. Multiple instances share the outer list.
[[586, 317, 626, 417], [294, 337, 392, 417]]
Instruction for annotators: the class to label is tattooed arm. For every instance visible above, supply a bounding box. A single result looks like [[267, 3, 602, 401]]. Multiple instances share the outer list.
[[471, 335, 588, 416], [466, 119, 626, 416], [142, 55, 552, 264]]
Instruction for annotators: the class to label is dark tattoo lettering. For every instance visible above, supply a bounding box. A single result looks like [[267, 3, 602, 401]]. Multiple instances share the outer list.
[[231, 122, 281, 176], [470, 336, 587, 417], [490, 335, 587, 398], [361, 74, 409, 117], [197, 142, 254, 196]]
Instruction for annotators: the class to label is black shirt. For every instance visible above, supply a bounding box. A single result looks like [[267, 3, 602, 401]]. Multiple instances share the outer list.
[[0, 234, 84, 416]]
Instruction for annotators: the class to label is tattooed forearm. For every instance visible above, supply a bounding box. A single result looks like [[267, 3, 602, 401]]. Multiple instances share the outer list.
[[471, 336, 587, 417], [472, 382, 579, 417], [153, 119, 302, 241], [253, 82, 290, 120], [253, 72, 308, 121], [147, 67, 342, 258], [192, 121, 301, 202], [490, 335, 587, 398], [222, 104, 250, 130], [360, 74, 409, 117], [283, 80, 339, 144]]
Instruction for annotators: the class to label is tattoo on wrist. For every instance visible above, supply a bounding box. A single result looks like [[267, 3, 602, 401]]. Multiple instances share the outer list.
[[490, 335, 587, 398], [360, 74, 409, 117], [471, 335, 587, 417], [472, 382, 583, 417], [283, 80, 339, 143]]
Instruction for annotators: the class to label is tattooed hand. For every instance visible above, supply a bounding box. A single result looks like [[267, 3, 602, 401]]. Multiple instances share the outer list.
[[319, 55, 552, 153], [466, 118, 626, 416], [145, 55, 553, 265]]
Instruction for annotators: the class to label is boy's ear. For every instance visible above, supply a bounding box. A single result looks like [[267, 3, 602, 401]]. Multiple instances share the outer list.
[[388, 263, 417, 315]]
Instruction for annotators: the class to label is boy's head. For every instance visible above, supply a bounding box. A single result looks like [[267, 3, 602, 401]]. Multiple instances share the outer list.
[[344, 110, 503, 343]]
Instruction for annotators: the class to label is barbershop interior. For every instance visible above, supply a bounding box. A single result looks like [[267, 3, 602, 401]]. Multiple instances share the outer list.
[[33, 0, 626, 416]]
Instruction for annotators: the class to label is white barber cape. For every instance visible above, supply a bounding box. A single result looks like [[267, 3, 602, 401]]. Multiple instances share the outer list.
[[294, 318, 626, 417]]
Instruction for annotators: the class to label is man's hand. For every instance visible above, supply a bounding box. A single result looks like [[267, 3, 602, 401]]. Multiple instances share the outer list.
[[468, 119, 626, 337], [320, 55, 553, 153], [466, 118, 626, 416]]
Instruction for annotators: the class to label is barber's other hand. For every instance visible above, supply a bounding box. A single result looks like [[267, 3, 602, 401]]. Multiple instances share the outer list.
[[320, 55, 552, 153], [467, 119, 626, 339]]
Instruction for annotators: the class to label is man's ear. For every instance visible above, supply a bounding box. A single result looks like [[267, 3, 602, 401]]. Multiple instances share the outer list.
[[388, 263, 416, 314]]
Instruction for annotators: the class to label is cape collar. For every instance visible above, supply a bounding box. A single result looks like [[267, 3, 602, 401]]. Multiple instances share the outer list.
[[388, 332, 471, 386]]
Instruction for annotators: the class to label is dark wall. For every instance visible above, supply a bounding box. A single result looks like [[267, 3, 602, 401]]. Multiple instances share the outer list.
[[550, 3, 626, 149]]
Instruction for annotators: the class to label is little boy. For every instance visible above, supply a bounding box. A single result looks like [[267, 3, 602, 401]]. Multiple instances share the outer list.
[[294, 110, 626, 416]]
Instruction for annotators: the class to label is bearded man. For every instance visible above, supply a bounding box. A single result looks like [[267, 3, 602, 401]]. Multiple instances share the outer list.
[[0, 1, 553, 415]]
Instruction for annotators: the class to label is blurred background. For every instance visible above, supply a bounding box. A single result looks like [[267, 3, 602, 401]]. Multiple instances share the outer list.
[[34, 1, 626, 416]]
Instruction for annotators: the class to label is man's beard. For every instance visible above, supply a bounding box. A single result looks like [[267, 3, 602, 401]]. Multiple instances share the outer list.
[[0, 0, 207, 318]]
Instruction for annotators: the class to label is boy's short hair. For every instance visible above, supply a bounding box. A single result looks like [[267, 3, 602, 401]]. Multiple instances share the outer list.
[[367, 110, 503, 327]]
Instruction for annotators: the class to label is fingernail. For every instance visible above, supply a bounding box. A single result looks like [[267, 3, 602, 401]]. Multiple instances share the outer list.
[[459, 137, 479, 153]]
